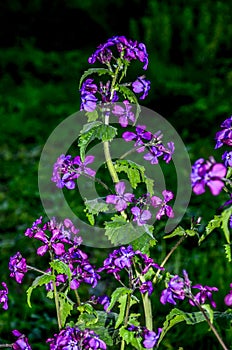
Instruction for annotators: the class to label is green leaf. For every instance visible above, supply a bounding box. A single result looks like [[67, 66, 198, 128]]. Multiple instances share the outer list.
[[79, 68, 113, 89], [50, 260, 72, 283], [26, 274, 55, 308], [224, 244, 231, 262], [164, 226, 186, 239], [59, 292, 74, 327], [198, 215, 222, 245], [131, 232, 157, 255], [84, 198, 109, 225], [85, 110, 99, 122], [107, 287, 132, 312], [114, 159, 154, 195], [158, 307, 215, 346], [119, 326, 144, 350], [78, 122, 117, 160], [105, 215, 154, 246], [77, 310, 120, 346], [221, 207, 232, 244]]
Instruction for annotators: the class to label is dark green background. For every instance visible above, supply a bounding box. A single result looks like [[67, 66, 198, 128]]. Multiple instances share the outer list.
[[0, 1, 231, 349]]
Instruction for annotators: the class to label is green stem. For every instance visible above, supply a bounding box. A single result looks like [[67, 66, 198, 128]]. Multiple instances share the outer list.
[[52, 268, 62, 330], [153, 234, 187, 284], [193, 299, 229, 350], [0, 345, 12, 348], [120, 293, 132, 350]]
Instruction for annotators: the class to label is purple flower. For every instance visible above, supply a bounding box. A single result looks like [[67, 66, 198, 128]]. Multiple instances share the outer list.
[[132, 76, 151, 99], [122, 124, 152, 152], [224, 283, 232, 307], [97, 295, 110, 312], [143, 146, 163, 164], [131, 206, 152, 226], [190, 284, 219, 308], [73, 155, 96, 178], [80, 78, 98, 95], [112, 100, 135, 127], [0, 282, 8, 310], [80, 92, 98, 112], [151, 190, 174, 220], [215, 116, 232, 148], [99, 81, 118, 103], [51, 154, 77, 189], [106, 181, 134, 211], [191, 157, 227, 196], [222, 150, 232, 167], [160, 275, 186, 305], [9, 252, 27, 284], [12, 330, 32, 350], [47, 326, 106, 349], [142, 328, 162, 349], [139, 281, 153, 296]]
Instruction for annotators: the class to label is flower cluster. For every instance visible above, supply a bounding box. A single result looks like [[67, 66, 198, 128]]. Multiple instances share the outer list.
[[191, 156, 226, 196], [47, 326, 107, 349], [0, 282, 8, 310], [224, 283, 232, 307], [106, 181, 174, 225], [160, 270, 219, 308], [215, 116, 232, 149], [123, 125, 175, 164], [51, 154, 96, 190]]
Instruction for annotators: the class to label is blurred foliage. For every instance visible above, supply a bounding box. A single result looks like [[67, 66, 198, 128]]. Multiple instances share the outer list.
[[0, 0, 231, 349]]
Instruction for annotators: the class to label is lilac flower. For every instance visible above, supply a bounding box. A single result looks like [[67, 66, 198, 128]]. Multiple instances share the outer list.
[[122, 124, 152, 152], [73, 155, 96, 178], [215, 116, 232, 148], [80, 92, 98, 112], [97, 295, 110, 312], [112, 100, 135, 127], [106, 181, 134, 211], [143, 328, 162, 349], [12, 330, 32, 350], [80, 78, 98, 95], [191, 157, 227, 195], [0, 282, 8, 310], [47, 326, 106, 349], [151, 190, 174, 220], [135, 251, 164, 275], [132, 76, 151, 99], [160, 275, 186, 305], [131, 206, 152, 226], [99, 80, 118, 103], [222, 150, 232, 167], [139, 281, 153, 296], [224, 283, 232, 307], [51, 154, 77, 189], [190, 284, 219, 308], [9, 252, 27, 284], [143, 146, 163, 164]]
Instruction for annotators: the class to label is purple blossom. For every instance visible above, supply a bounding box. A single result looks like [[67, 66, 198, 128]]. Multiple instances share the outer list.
[[215, 116, 232, 148], [112, 100, 135, 127], [122, 124, 152, 152], [47, 326, 106, 350], [0, 282, 8, 310], [106, 181, 134, 211], [143, 328, 162, 349], [160, 275, 186, 305], [190, 284, 219, 308], [99, 81, 118, 103], [12, 330, 32, 350], [51, 154, 77, 189], [151, 190, 174, 220], [139, 281, 153, 296], [131, 206, 152, 226], [73, 155, 96, 178], [80, 92, 98, 112], [9, 252, 27, 284], [144, 141, 175, 165], [97, 295, 110, 312], [143, 146, 163, 164], [222, 150, 232, 167], [224, 283, 232, 307], [132, 76, 151, 99], [191, 157, 227, 196]]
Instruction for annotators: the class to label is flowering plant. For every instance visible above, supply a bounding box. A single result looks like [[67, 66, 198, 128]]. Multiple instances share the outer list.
[[0, 36, 231, 349]]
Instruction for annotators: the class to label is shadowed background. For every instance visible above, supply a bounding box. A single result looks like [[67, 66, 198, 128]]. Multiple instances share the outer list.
[[0, 1, 231, 349]]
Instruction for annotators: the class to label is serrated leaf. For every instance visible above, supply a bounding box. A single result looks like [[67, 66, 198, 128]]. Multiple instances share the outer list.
[[79, 68, 113, 89], [26, 274, 55, 308], [105, 215, 154, 246], [86, 110, 99, 122], [224, 244, 231, 262], [158, 307, 214, 346], [78, 123, 117, 160], [107, 287, 131, 312], [164, 226, 186, 239], [77, 310, 120, 346], [198, 215, 222, 245], [84, 198, 109, 225], [131, 233, 157, 255], [59, 292, 74, 327], [114, 159, 154, 195]]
